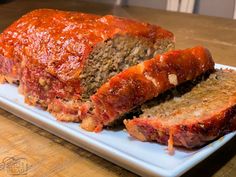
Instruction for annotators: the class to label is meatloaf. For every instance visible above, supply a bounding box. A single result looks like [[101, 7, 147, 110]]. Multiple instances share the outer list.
[[84, 46, 215, 131], [0, 9, 174, 121], [124, 69, 236, 150]]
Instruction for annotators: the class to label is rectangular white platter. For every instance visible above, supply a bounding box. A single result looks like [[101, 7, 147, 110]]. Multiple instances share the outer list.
[[0, 63, 235, 177]]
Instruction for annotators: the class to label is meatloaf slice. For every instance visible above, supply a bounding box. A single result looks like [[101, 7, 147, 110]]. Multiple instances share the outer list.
[[124, 69, 236, 150], [0, 9, 174, 121], [83, 46, 215, 131]]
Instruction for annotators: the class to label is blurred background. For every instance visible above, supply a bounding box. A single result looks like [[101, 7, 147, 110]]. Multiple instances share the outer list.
[[0, 0, 235, 66], [88, 0, 236, 19], [0, 0, 236, 19]]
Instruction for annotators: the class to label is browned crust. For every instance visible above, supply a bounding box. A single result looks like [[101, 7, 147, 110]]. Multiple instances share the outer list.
[[0, 75, 5, 84], [124, 103, 236, 149], [0, 74, 18, 84], [87, 46, 215, 132], [0, 9, 175, 123]]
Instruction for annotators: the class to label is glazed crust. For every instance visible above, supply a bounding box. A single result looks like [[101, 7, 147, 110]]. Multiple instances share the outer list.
[[124, 69, 236, 149], [0, 9, 174, 122], [0, 9, 174, 83], [88, 46, 215, 131], [124, 104, 236, 149]]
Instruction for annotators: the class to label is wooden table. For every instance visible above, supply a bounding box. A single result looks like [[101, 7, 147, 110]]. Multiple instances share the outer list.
[[0, 1, 235, 177]]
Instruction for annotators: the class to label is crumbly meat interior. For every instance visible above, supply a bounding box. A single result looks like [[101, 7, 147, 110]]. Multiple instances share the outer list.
[[39, 35, 173, 121], [0, 9, 175, 123], [124, 69, 236, 149], [80, 35, 174, 99], [139, 69, 236, 124]]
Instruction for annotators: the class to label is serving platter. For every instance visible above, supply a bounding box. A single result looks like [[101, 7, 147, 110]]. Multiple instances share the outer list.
[[0, 63, 235, 177]]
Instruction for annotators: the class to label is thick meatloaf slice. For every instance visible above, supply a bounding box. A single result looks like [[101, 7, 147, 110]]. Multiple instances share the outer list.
[[124, 69, 236, 150], [83, 46, 215, 131], [0, 9, 174, 121]]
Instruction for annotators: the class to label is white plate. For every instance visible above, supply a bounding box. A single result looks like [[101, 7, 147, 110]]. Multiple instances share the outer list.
[[0, 63, 235, 177]]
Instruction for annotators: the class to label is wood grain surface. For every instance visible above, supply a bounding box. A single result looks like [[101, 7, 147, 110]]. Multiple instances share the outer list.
[[0, 0, 235, 177]]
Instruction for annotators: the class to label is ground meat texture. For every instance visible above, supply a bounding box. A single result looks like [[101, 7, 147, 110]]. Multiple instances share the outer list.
[[0, 9, 174, 122], [124, 69, 236, 149], [86, 46, 214, 132], [80, 35, 174, 99]]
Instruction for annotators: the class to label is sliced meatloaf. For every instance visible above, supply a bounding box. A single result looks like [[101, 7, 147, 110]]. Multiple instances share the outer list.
[[83, 46, 215, 131], [124, 69, 236, 150], [0, 9, 174, 121]]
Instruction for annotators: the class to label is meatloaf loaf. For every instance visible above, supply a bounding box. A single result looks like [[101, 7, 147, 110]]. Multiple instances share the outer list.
[[0, 9, 174, 121], [84, 46, 215, 131], [124, 69, 236, 150]]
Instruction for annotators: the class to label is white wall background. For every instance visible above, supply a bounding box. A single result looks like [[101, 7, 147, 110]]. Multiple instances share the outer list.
[[84, 0, 236, 19]]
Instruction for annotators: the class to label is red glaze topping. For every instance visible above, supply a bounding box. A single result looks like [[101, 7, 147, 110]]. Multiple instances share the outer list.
[[0, 9, 174, 82], [91, 46, 215, 129]]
